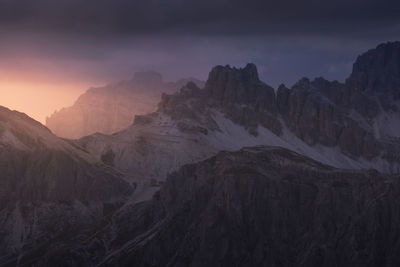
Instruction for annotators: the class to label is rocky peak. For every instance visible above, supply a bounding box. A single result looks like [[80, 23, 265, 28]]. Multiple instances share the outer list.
[[204, 63, 275, 108], [347, 41, 400, 97], [156, 64, 281, 136], [206, 63, 259, 83]]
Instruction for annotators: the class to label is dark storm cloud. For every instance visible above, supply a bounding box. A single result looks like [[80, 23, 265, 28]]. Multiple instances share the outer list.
[[0, 0, 400, 36], [0, 0, 399, 99]]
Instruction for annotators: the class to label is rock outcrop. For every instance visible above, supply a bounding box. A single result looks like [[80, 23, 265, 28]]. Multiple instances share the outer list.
[[276, 42, 400, 164], [347, 42, 400, 100], [276, 77, 383, 159], [158, 64, 281, 136]]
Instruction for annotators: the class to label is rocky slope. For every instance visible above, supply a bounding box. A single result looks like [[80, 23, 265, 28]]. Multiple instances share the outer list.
[[46, 71, 204, 139], [102, 146, 400, 267], [0, 106, 133, 265], [21, 146, 400, 267], [78, 42, 400, 189]]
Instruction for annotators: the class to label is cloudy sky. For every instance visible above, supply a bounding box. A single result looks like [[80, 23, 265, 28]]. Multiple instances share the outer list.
[[0, 0, 399, 122]]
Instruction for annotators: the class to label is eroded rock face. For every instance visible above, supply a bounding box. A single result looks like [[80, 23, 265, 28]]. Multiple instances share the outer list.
[[27, 146, 400, 267], [156, 45, 400, 165], [158, 64, 282, 136], [80, 43, 400, 181], [276, 42, 400, 162], [278, 78, 345, 147], [46, 72, 204, 139], [205, 63, 276, 112], [118, 147, 400, 267], [347, 42, 400, 99], [205, 64, 281, 135]]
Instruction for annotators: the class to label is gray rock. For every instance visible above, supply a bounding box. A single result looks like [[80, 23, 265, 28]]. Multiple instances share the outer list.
[[95, 146, 400, 267], [277, 42, 400, 162]]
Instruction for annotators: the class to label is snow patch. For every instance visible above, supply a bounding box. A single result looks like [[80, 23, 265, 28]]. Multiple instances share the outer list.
[[208, 111, 400, 172]]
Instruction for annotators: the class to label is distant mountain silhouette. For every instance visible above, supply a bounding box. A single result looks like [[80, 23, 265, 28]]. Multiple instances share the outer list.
[[46, 71, 204, 139]]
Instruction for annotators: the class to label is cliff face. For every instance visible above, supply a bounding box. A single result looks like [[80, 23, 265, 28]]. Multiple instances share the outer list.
[[347, 42, 400, 98], [104, 146, 400, 267], [158, 43, 400, 169], [45, 71, 204, 139], [276, 42, 400, 164], [23, 146, 400, 267], [276, 77, 383, 160], [77, 43, 400, 187], [158, 64, 281, 136]]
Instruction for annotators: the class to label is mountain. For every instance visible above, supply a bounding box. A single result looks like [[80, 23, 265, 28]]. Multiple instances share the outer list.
[[277, 42, 400, 164], [99, 146, 400, 267], [78, 42, 400, 193], [16, 146, 400, 267], [0, 106, 133, 264], [2, 41, 400, 266], [45, 71, 205, 139]]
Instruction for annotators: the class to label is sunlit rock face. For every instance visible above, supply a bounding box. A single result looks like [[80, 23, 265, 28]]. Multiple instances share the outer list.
[[46, 71, 204, 139]]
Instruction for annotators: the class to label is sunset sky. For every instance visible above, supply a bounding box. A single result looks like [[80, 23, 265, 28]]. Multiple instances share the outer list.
[[0, 0, 399, 123]]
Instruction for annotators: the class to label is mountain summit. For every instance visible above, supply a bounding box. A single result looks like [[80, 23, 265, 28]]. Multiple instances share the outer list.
[[348, 41, 400, 95], [205, 63, 275, 109]]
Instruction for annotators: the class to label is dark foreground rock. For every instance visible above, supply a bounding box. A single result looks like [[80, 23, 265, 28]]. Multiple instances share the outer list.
[[24, 146, 400, 267]]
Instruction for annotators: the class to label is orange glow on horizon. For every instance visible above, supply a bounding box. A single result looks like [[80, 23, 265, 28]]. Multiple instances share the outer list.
[[0, 80, 88, 125], [0, 48, 111, 125]]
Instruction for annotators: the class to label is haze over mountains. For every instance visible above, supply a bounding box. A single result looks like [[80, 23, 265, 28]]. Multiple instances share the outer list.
[[46, 71, 204, 139], [1, 41, 400, 266]]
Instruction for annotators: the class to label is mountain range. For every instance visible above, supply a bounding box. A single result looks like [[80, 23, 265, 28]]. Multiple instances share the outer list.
[[1, 41, 400, 266], [46, 71, 204, 139]]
